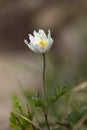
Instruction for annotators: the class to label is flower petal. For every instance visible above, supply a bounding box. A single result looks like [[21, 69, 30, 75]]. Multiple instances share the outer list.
[[24, 39, 29, 46], [38, 29, 48, 41], [48, 30, 53, 44], [27, 43, 36, 52], [24, 29, 53, 53], [28, 34, 34, 43], [24, 39, 36, 52], [33, 31, 41, 44]]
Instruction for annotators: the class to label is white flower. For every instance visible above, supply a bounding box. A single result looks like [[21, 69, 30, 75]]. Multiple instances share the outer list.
[[24, 29, 53, 53]]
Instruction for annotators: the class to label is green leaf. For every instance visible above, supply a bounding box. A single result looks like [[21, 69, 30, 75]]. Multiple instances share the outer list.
[[23, 89, 47, 110], [10, 112, 19, 130], [10, 94, 33, 130], [47, 84, 71, 106], [68, 110, 81, 124]]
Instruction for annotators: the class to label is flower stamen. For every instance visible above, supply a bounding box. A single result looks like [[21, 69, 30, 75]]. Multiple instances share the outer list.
[[39, 40, 47, 47]]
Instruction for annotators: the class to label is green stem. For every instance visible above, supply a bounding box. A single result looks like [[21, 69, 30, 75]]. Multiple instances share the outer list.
[[42, 53, 46, 96], [42, 53, 50, 130], [44, 111, 50, 130]]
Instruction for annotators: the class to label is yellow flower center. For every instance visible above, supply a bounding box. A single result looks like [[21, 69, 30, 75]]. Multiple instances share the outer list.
[[39, 40, 47, 47]]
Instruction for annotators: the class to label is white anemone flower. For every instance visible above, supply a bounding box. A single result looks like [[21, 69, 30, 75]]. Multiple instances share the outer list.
[[24, 29, 53, 53]]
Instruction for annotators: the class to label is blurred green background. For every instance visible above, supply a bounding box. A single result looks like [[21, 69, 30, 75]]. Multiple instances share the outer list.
[[0, 0, 87, 130]]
